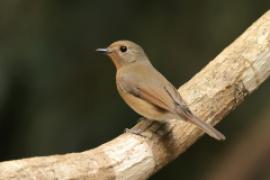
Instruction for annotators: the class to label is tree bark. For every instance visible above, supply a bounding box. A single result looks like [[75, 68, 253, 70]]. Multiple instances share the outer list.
[[0, 10, 270, 180]]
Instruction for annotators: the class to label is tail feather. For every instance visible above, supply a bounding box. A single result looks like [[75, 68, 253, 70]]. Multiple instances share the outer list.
[[178, 108, 225, 140], [187, 115, 225, 140]]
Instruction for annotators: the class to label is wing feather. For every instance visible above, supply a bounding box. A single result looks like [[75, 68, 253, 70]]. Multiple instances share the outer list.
[[118, 75, 176, 112]]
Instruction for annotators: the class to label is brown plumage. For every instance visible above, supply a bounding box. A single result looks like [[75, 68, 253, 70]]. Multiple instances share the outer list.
[[97, 40, 225, 140]]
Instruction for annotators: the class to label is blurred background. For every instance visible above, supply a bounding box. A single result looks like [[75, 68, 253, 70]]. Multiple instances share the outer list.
[[0, 1, 269, 180]]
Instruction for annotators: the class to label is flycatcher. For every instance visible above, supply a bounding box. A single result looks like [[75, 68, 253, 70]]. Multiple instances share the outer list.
[[97, 40, 225, 140]]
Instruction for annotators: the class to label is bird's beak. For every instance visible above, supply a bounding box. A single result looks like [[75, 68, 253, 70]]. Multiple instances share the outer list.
[[96, 48, 112, 54]]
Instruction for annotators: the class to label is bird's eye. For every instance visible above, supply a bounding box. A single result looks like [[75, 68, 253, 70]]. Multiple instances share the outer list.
[[120, 46, 127, 53]]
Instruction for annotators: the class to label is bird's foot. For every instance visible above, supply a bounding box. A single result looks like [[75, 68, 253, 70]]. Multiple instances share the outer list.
[[125, 128, 145, 136], [125, 118, 154, 137], [136, 117, 147, 123], [125, 118, 171, 137]]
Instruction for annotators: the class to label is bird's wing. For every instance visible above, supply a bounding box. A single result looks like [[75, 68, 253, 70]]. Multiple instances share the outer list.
[[117, 74, 178, 113]]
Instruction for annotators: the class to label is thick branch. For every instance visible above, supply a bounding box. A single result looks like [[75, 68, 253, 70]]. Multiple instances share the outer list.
[[0, 11, 270, 180]]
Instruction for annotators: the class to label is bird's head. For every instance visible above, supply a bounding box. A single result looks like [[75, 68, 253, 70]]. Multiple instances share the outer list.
[[96, 40, 148, 69]]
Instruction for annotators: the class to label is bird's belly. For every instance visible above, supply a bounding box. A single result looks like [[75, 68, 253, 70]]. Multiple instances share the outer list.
[[120, 92, 174, 121]]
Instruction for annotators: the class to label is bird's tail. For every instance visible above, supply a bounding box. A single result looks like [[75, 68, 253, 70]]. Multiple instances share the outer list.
[[179, 108, 225, 140]]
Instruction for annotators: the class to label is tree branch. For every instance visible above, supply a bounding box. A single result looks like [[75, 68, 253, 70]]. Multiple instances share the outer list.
[[1, 11, 270, 180]]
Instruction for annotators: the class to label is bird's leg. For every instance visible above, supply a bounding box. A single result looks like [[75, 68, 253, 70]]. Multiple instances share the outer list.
[[136, 117, 147, 123], [154, 122, 172, 136], [125, 117, 154, 136], [147, 121, 164, 133], [125, 118, 171, 137]]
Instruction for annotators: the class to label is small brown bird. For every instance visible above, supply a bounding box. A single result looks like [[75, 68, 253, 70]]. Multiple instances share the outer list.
[[96, 40, 225, 140]]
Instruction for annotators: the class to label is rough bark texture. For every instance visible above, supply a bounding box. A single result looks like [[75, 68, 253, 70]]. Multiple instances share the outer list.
[[0, 11, 270, 180]]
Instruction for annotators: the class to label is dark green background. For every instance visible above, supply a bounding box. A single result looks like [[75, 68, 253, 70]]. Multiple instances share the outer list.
[[0, 1, 269, 179]]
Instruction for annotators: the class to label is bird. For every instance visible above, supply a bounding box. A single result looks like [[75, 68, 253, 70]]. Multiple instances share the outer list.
[[96, 40, 225, 140]]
